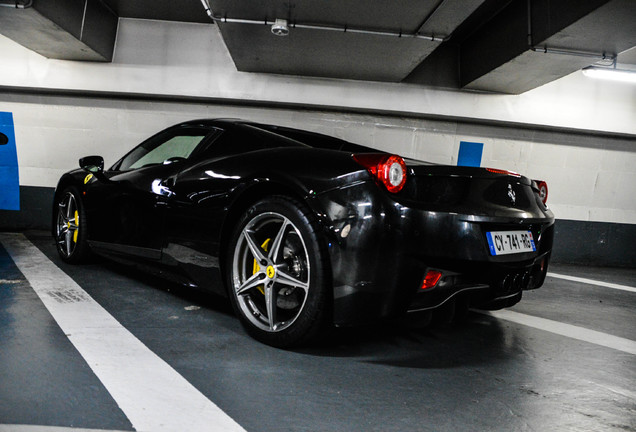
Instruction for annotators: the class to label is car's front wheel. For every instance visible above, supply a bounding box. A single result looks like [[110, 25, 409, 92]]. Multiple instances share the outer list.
[[227, 196, 330, 347], [54, 187, 91, 263]]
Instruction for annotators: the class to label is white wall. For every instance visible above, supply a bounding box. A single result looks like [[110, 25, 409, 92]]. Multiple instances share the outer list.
[[1, 18, 635, 225]]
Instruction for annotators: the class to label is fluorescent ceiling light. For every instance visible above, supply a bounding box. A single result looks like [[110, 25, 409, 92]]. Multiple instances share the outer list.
[[582, 67, 636, 83]]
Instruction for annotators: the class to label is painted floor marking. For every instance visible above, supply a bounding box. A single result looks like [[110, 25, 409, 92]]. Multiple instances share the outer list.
[[547, 272, 636, 293], [485, 309, 636, 356], [0, 426, 130, 432], [0, 233, 246, 432]]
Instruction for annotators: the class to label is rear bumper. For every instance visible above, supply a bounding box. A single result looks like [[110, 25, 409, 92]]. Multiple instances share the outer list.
[[312, 181, 555, 326], [406, 250, 551, 313]]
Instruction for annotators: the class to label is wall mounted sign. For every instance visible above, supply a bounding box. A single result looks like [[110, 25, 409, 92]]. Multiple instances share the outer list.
[[0, 112, 20, 210], [457, 141, 483, 167]]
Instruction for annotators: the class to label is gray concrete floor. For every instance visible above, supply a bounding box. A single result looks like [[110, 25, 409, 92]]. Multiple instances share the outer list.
[[1, 231, 635, 432]]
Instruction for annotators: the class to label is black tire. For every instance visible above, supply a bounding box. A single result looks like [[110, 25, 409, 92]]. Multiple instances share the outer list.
[[226, 196, 331, 348], [54, 186, 91, 263]]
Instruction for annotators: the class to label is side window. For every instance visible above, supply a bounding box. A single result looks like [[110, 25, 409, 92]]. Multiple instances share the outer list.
[[199, 125, 306, 160], [127, 135, 203, 169], [117, 128, 210, 171]]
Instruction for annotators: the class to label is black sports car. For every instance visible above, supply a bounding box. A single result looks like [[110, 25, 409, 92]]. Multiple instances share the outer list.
[[53, 119, 554, 347]]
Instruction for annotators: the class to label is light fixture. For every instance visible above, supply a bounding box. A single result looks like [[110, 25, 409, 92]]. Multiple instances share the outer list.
[[0, 0, 32, 8], [271, 19, 289, 36], [582, 66, 636, 84]]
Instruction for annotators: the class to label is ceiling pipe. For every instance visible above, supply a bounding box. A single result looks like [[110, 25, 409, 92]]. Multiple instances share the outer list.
[[199, 0, 448, 42], [0, 0, 32, 8], [530, 46, 616, 62]]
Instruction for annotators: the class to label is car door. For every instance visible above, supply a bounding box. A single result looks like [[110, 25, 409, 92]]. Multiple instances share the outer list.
[[85, 125, 219, 260]]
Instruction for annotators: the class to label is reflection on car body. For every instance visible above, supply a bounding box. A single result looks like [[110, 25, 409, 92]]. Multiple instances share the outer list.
[[52, 119, 555, 347]]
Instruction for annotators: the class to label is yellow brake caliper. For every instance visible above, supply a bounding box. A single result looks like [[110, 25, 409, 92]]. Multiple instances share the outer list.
[[252, 238, 270, 295], [67, 210, 79, 243], [73, 210, 79, 243]]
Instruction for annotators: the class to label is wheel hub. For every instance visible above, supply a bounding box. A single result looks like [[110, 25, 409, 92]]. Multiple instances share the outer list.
[[266, 265, 276, 279]]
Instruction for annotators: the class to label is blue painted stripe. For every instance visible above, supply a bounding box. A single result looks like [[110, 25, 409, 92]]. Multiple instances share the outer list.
[[0, 112, 20, 211], [457, 141, 483, 167], [485, 232, 496, 255]]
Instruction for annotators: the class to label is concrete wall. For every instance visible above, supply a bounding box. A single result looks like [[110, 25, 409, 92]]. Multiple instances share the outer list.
[[2, 91, 635, 226], [1, 18, 635, 266]]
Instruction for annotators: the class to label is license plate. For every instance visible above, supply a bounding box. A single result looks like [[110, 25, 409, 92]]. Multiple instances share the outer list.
[[486, 230, 536, 255]]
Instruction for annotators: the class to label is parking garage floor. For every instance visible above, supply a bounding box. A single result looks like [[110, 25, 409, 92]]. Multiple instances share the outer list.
[[1, 231, 634, 432]]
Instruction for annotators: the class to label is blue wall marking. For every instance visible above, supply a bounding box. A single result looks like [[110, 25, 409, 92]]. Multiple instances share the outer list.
[[457, 141, 484, 167], [0, 112, 20, 210]]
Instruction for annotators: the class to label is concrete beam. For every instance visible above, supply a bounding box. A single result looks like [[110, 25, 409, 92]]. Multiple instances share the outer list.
[[461, 0, 636, 94], [0, 0, 118, 61], [404, 0, 484, 88]]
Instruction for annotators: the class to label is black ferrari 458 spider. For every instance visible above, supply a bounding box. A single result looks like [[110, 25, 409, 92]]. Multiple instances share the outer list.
[[53, 119, 554, 347]]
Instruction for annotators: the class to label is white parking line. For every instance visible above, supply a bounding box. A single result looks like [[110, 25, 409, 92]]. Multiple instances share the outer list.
[[0, 233, 246, 432], [485, 309, 636, 356], [0, 426, 130, 432], [547, 272, 636, 293]]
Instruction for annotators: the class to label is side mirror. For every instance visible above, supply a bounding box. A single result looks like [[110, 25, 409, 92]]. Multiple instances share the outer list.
[[79, 155, 104, 173], [0, 132, 8, 145]]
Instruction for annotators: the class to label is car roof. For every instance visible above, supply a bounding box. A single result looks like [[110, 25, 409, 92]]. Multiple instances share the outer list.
[[178, 118, 377, 153]]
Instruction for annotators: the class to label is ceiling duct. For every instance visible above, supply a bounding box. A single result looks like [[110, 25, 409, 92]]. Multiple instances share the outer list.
[[199, 0, 447, 42], [0, 0, 118, 61], [460, 0, 636, 94], [198, 0, 483, 82]]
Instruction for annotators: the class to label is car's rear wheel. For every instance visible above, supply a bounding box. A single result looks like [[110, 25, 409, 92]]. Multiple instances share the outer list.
[[227, 196, 330, 348], [54, 187, 91, 263]]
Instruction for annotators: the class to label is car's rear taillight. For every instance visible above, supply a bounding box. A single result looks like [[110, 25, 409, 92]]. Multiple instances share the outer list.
[[421, 270, 442, 290], [352, 153, 407, 193], [534, 180, 549, 204]]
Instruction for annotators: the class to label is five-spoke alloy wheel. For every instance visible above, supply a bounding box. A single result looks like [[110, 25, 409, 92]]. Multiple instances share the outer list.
[[54, 187, 90, 263], [227, 196, 330, 347]]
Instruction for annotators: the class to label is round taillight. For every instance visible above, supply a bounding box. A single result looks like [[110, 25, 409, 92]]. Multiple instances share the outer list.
[[383, 155, 407, 193], [533, 180, 548, 205], [353, 153, 407, 193]]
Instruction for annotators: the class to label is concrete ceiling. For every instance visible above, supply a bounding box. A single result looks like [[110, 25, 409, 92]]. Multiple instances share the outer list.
[[1, 0, 635, 94]]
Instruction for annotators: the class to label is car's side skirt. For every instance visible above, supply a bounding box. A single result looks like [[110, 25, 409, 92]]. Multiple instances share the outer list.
[[89, 240, 162, 261]]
